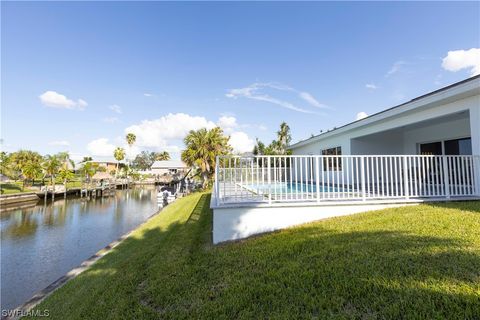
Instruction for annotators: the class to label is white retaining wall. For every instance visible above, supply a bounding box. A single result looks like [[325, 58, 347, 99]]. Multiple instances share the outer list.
[[212, 202, 412, 244]]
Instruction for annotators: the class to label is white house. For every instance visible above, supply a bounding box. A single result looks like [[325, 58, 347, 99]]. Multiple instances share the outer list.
[[211, 76, 480, 243], [290, 75, 479, 159], [148, 160, 188, 176]]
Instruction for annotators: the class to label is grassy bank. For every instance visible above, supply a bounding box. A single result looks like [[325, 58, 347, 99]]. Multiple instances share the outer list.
[[0, 182, 34, 195], [30, 194, 479, 319]]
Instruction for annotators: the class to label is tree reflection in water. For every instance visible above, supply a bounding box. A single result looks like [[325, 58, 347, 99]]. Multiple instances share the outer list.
[[1, 186, 159, 311]]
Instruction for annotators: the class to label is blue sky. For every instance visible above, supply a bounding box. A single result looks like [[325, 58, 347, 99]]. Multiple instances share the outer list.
[[2, 1, 479, 160]]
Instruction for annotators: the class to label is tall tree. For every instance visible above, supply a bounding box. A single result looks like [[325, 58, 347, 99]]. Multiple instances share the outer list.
[[58, 166, 75, 198], [0, 152, 12, 177], [126, 133, 136, 147], [132, 151, 156, 171], [155, 151, 171, 161], [56, 152, 75, 172], [181, 127, 231, 188], [125, 133, 137, 180], [113, 147, 125, 179], [22, 160, 42, 188], [9, 150, 43, 182], [42, 155, 61, 200], [56, 152, 75, 198], [252, 122, 292, 156], [276, 122, 292, 154], [252, 138, 266, 156], [80, 162, 97, 188]]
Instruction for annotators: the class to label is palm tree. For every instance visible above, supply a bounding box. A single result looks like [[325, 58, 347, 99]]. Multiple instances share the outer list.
[[56, 152, 75, 169], [9, 150, 43, 183], [252, 138, 266, 156], [42, 155, 61, 201], [125, 133, 136, 156], [125, 133, 136, 181], [276, 122, 291, 153], [126, 133, 136, 146], [56, 152, 76, 198], [113, 147, 125, 179], [58, 166, 75, 198], [22, 160, 42, 189], [0, 152, 13, 178], [156, 151, 171, 161], [80, 162, 97, 190], [181, 127, 231, 188]]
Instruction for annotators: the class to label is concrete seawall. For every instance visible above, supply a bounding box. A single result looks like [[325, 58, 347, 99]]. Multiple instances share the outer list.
[[0, 192, 40, 210]]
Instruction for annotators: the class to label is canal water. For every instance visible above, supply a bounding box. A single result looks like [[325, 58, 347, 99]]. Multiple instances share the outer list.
[[1, 186, 160, 310]]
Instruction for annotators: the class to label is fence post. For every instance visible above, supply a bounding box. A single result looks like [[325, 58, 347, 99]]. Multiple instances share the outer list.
[[315, 156, 320, 203], [215, 156, 220, 206], [442, 156, 450, 199], [361, 156, 366, 201], [403, 156, 409, 200], [267, 156, 272, 204], [472, 155, 480, 197]]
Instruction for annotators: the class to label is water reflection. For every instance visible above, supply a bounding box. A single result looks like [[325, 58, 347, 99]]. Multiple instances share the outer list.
[[0, 186, 159, 311]]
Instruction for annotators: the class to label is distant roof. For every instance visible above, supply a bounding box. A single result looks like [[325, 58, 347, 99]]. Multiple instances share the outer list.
[[290, 75, 480, 149], [92, 171, 114, 180], [151, 160, 188, 168], [79, 159, 126, 165]]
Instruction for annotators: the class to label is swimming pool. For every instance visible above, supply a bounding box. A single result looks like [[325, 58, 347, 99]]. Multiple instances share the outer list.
[[244, 182, 348, 194]]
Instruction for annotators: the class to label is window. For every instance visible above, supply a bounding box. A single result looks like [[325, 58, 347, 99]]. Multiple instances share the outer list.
[[420, 142, 442, 155], [445, 138, 472, 155], [322, 146, 342, 170], [419, 137, 472, 156]]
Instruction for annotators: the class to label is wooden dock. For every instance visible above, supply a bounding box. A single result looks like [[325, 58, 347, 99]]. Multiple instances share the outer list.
[[36, 182, 131, 200]]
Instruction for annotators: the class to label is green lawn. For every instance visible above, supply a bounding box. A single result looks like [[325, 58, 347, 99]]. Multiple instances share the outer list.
[[30, 193, 480, 319], [0, 182, 34, 194]]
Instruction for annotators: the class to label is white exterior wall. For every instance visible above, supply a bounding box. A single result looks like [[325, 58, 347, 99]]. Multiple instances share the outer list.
[[290, 87, 479, 185], [292, 95, 478, 156], [469, 105, 480, 192], [291, 135, 351, 155], [351, 130, 404, 155], [402, 117, 471, 154], [292, 95, 480, 155], [213, 203, 413, 243]]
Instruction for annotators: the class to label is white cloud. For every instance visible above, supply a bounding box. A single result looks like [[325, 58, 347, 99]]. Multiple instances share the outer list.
[[39, 91, 87, 110], [365, 83, 378, 90], [229, 131, 255, 154], [119, 113, 256, 156], [258, 124, 267, 131], [103, 117, 119, 123], [124, 113, 217, 149], [298, 92, 327, 108], [226, 82, 328, 114], [108, 104, 122, 114], [77, 99, 88, 108], [87, 138, 116, 157], [442, 48, 480, 76], [144, 93, 154, 97], [355, 112, 368, 120], [217, 116, 238, 132], [386, 61, 406, 77], [48, 140, 70, 146]]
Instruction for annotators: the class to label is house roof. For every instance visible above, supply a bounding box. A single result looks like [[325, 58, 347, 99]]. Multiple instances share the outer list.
[[92, 171, 114, 180], [79, 159, 126, 165], [151, 160, 188, 168], [289, 75, 480, 149]]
